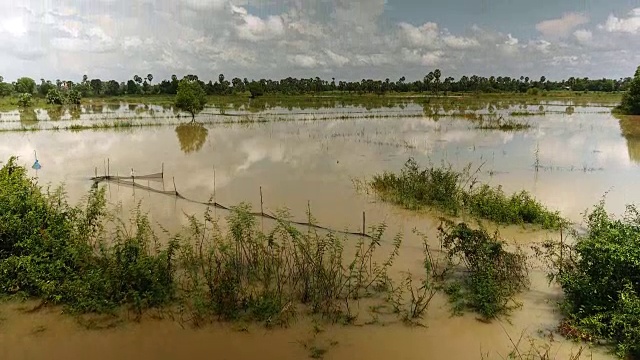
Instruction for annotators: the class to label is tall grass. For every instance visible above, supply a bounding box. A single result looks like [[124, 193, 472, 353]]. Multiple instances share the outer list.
[[370, 158, 565, 229], [0, 157, 434, 327]]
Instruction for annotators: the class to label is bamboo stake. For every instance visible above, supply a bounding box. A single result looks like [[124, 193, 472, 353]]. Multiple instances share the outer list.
[[362, 211, 366, 235]]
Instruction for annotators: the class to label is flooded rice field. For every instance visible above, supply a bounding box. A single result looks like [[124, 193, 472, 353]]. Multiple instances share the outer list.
[[0, 98, 636, 359]]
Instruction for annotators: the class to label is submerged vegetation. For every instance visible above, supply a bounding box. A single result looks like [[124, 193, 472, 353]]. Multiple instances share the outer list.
[[0, 157, 435, 326], [535, 201, 640, 359], [370, 158, 565, 229], [473, 115, 532, 131]]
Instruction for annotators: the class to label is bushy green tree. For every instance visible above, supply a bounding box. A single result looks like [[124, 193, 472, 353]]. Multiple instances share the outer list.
[[46, 88, 64, 105], [66, 89, 81, 105], [15, 77, 36, 94], [17, 93, 33, 107], [175, 78, 207, 121], [248, 81, 264, 98], [617, 66, 640, 115], [0, 81, 12, 97]]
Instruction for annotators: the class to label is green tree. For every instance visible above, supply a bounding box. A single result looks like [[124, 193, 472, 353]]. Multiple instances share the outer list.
[[175, 78, 207, 121], [433, 69, 442, 95], [147, 74, 153, 83], [46, 89, 64, 105], [90, 79, 103, 95], [618, 66, 640, 115], [127, 80, 140, 95], [248, 81, 264, 98], [66, 89, 81, 105], [0, 81, 12, 97], [15, 77, 36, 94], [17, 93, 33, 107]]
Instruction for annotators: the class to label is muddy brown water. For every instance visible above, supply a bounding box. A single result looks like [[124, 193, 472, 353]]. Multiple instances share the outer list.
[[0, 100, 635, 359]]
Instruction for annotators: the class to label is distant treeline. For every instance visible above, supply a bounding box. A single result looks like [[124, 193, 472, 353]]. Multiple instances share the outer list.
[[0, 70, 633, 98]]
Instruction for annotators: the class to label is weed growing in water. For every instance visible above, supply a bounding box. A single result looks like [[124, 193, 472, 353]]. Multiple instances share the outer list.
[[533, 200, 640, 359], [0, 157, 177, 315], [474, 116, 532, 131], [0, 157, 435, 328], [435, 220, 529, 320], [370, 158, 565, 229]]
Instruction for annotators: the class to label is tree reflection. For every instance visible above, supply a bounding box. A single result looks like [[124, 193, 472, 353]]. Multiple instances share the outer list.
[[175, 122, 208, 154], [47, 106, 63, 121], [618, 116, 640, 163], [19, 109, 38, 126]]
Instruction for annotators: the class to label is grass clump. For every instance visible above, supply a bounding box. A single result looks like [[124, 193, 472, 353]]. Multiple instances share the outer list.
[[475, 116, 532, 131], [536, 201, 640, 358], [435, 220, 529, 320], [370, 158, 565, 229]]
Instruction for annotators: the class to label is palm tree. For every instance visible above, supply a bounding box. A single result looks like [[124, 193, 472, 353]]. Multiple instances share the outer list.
[[433, 69, 441, 95]]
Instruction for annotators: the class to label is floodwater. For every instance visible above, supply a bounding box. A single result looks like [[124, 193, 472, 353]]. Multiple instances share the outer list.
[[0, 98, 636, 359]]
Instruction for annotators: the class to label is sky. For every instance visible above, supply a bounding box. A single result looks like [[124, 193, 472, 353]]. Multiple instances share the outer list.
[[1, 0, 640, 83]]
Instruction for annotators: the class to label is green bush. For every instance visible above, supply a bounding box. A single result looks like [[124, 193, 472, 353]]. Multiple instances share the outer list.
[[0, 157, 176, 313], [370, 158, 564, 229], [17, 93, 32, 107], [437, 220, 529, 319], [66, 89, 81, 105], [616, 65, 640, 115], [556, 202, 640, 358], [46, 88, 64, 105]]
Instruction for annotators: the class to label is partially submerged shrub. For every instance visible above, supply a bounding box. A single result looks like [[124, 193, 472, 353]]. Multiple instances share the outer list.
[[370, 158, 565, 229], [0, 157, 433, 327], [539, 201, 640, 358], [0, 157, 176, 314], [436, 220, 529, 320]]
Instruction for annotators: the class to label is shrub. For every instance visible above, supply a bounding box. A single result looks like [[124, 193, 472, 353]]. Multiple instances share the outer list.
[[66, 89, 81, 105], [551, 202, 640, 358], [46, 88, 64, 105], [370, 158, 565, 229], [0, 157, 176, 314], [437, 220, 529, 319], [17, 93, 32, 107]]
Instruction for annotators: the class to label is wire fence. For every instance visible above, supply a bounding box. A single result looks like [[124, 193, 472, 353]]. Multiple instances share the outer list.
[[91, 166, 373, 240]]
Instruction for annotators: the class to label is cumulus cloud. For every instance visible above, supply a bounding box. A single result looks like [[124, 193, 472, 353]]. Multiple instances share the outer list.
[[0, 1, 637, 82], [573, 29, 593, 43], [231, 5, 285, 42], [536, 13, 589, 38], [600, 8, 640, 34]]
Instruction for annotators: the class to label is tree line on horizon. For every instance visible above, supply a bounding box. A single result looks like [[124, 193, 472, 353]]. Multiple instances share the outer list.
[[0, 70, 634, 99]]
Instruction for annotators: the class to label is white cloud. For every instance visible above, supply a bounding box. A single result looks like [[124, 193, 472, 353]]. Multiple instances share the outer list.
[[324, 49, 350, 67], [398, 22, 439, 48], [536, 13, 589, 38], [288, 54, 323, 68], [232, 5, 285, 42], [442, 35, 479, 49], [573, 29, 593, 43], [601, 8, 640, 34], [180, 0, 228, 10], [1, 17, 27, 37], [505, 34, 519, 46], [0, 0, 637, 82]]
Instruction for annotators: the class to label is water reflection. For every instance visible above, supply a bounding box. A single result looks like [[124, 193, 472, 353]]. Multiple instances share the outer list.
[[19, 109, 37, 126], [47, 106, 63, 121], [175, 122, 208, 154], [618, 116, 640, 163]]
